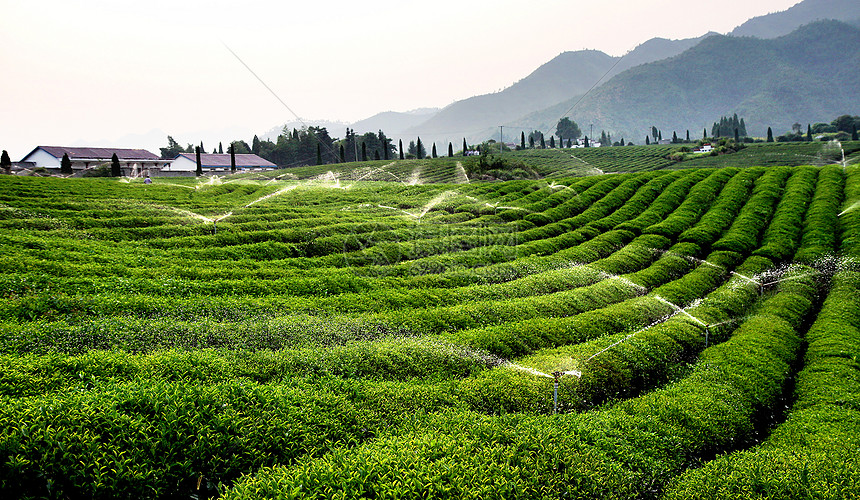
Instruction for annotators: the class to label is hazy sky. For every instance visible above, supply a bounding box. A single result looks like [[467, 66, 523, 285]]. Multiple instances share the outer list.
[[2, 0, 801, 158]]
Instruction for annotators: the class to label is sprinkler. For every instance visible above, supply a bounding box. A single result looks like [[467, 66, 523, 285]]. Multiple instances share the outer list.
[[552, 371, 562, 414], [704, 325, 710, 348]]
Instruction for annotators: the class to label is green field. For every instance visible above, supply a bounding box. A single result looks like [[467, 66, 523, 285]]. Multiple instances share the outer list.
[[273, 141, 860, 183], [1, 160, 859, 498]]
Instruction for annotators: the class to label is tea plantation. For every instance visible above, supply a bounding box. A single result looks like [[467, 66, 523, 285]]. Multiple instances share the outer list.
[[0, 160, 858, 498]]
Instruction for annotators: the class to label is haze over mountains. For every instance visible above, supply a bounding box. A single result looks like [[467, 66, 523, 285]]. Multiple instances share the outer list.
[[338, 0, 859, 149]]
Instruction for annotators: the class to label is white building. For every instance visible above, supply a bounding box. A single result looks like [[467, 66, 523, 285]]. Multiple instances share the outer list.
[[20, 146, 167, 176], [163, 153, 277, 175]]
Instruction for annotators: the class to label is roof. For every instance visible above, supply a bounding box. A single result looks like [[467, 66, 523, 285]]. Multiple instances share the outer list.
[[173, 153, 277, 168], [26, 146, 160, 161]]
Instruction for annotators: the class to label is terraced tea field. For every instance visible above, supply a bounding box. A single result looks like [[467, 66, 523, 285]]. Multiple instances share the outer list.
[[1, 164, 858, 499]]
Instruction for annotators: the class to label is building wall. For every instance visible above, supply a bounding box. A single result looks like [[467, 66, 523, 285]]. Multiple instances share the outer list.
[[21, 149, 61, 168], [160, 156, 196, 172]]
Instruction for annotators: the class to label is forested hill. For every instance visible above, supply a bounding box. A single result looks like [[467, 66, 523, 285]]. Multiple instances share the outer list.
[[517, 20, 860, 141]]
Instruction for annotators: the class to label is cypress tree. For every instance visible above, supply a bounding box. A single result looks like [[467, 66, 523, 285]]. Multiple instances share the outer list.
[[230, 145, 236, 173], [399, 140, 404, 160], [620, 138, 625, 146], [806, 124, 812, 142], [703, 128, 707, 140], [252, 135, 261, 155], [448, 142, 453, 157], [584, 136, 589, 148], [384, 140, 389, 160], [0, 150, 11, 174], [317, 143, 323, 165], [540, 134, 545, 149], [549, 136, 555, 148], [734, 128, 739, 142], [111, 153, 121, 177], [61, 153, 73, 175], [361, 142, 367, 161], [340, 145, 345, 163], [686, 130, 690, 142], [559, 135, 564, 149], [417, 137, 424, 159], [218, 142, 224, 154], [529, 135, 535, 149], [658, 130, 662, 141], [672, 131, 678, 143], [520, 131, 525, 150], [195, 146, 203, 177], [739, 119, 747, 137], [463, 138, 468, 157], [646, 136, 650, 145], [432, 143, 437, 158], [767, 127, 774, 142]]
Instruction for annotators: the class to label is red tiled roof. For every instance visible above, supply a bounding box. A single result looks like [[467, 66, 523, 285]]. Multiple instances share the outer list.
[[173, 153, 277, 168], [36, 146, 160, 161]]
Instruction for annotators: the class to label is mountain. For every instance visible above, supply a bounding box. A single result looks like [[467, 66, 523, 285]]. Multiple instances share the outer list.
[[351, 108, 439, 136], [731, 0, 860, 38], [400, 33, 722, 147], [516, 20, 860, 142], [401, 50, 617, 142]]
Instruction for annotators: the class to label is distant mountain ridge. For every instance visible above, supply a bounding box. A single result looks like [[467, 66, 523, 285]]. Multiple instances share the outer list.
[[517, 20, 860, 142], [731, 0, 860, 38]]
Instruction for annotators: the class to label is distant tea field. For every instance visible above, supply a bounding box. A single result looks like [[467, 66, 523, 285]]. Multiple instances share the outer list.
[[1, 162, 859, 498]]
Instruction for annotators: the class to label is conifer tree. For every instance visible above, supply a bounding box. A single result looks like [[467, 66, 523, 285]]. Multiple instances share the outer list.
[[686, 130, 690, 142], [361, 142, 367, 161], [658, 130, 662, 141], [340, 145, 345, 163], [540, 134, 545, 149], [383, 139, 389, 160], [0, 150, 11, 174], [620, 138, 625, 146], [806, 124, 812, 142], [462, 138, 467, 157], [432, 143, 437, 158], [195, 147, 203, 176], [739, 119, 747, 137], [549, 136, 555, 148], [111, 153, 122, 177], [646, 136, 650, 145], [317, 143, 323, 165], [61, 153, 73, 175], [672, 131, 678, 143], [230, 145, 236, 173], [734, 128, 739, 142], [218, 142, 224, 154], [529, 135, 535, 149], [252, 135, 261, 155], [584, 136, 589, 148], [399, 140, 404, 160], [448, 142, 453, 157], [520, 131, 525, 150], [767, 127, 774, 142], [417, 137, 425, 159], [703, 128, 707, 140]]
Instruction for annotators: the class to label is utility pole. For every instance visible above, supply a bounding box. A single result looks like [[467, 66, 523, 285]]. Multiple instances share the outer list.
[[499, 126, 504, 153]]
